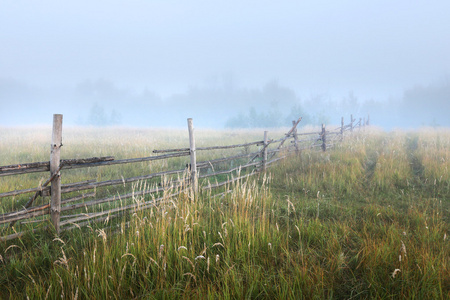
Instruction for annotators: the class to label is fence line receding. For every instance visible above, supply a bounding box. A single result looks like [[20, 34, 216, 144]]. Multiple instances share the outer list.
[[0, 114, 367, 241]]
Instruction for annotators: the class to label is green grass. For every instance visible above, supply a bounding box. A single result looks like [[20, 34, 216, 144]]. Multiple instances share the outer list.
[[0, 126, 449, 299]]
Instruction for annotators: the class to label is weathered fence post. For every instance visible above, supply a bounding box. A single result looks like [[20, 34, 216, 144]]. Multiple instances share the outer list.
[[292, 120, 299, 153], [367, 114, 370, 126], [50, 114, 63, 234], [321, 123, 326, 152], [350, 114, 354, 132], [340, 116, 344, 139], [187, 118, 198, 197], [262, 131, 268, 171]]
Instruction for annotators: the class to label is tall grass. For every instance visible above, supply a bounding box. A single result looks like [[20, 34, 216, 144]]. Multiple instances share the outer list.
[[0, 126, 449, 299]]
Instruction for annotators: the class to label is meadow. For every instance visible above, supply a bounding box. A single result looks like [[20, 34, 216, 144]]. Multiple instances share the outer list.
[[0, 126, 449, 299]]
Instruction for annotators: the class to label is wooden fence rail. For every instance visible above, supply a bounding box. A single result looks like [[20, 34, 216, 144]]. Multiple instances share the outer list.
[[0, 113, 367, 241]]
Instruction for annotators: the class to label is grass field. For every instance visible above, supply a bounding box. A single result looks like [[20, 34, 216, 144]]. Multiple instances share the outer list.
[[0, 126, 449, 299]]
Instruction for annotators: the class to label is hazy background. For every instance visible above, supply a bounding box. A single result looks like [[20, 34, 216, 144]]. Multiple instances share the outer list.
[[1, 1, 449, 129]]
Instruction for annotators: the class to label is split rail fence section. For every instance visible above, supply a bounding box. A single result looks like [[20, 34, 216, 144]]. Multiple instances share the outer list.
[[0, 114, 366, 241]]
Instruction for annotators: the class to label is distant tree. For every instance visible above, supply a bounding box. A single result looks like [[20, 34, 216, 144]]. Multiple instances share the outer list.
[[87, 103, 108, 126], [86, 103, 122, 126], [225, 105, 286, 128], [225, 112, 248, 128], [110, 109, 122, 125], [399, 80, 450, 127], [285, 103, 312, 126]]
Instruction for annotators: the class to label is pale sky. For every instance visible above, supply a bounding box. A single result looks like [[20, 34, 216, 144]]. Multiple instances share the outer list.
[[1, 0, 449, 100]]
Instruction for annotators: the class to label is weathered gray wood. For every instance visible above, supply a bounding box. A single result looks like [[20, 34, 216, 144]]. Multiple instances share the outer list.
[[0, 204, 50, 224], [61, 192, 96, 204], [65, 152, 190, 169], [0, 179, 95, 199], [60, 188, 188, 227], [296, 131, 321, 136], [60, 213, 90, 219], [198, 161, 260, 179], [0, 156, 114, 177], [202, 172, 257, 190], [198, 141, 264, 151], [23, 164, 62, 205], [0, 227, 46, 242], [265, 117, 301, 162], [278, 117, 302, 148], [4, 182, 93, 227], [266, 148, 282, 155], [0, 185, 49, 198], [247, 140, 274, 164], [266, 155, 287, 166], [153, 140, 264, 153], [271, 137, 286, 143], [152, 147, 190, 153], [211, 189, 233, 199], [262, 131, 268, 171], [187, 118, 198, 196], [65, 156, 114, 164], [61, 181, 184, 212], [50, 114, 63, 234], [0, 170, 185, 203], [350, 114, 354, 132], [61, 180, 97, 192], [60, 169, 186, 193], [197, 151, 261, 169], [1, 179, 182, 225], [292, 121, 299, 152], [321, 124, 327, 152], [7, 166, 61, 227], [0, 162, 49, 176], [1, 153, 184, 177], [291, 136, 321, 144], [62, 213, 122, 231]]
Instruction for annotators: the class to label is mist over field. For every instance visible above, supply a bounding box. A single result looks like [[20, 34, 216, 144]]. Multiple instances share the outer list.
[[1, 1, 449, 129]]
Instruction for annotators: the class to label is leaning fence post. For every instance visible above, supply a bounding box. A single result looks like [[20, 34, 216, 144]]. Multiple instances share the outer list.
[[292, 120, 299, 153], [50, 114, 63, 234], [350, 114, 354, 132], [340, 117, 344, 139], [187, 118, 198, 197], [321, 123, 326, 152], [262, 131, 268, 171]]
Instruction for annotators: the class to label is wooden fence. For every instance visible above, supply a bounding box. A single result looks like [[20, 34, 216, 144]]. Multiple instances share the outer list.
[[0, 114, 366, 241]]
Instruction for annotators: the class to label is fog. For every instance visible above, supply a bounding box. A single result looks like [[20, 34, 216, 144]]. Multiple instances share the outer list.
[[1, 1, 449, 129]]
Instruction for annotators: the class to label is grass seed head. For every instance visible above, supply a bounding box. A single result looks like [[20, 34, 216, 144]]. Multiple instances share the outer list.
[[183, 273, 196, 282], [182, 256, 195, 270], [392, 268, 401, 278], [96, 229, 107, 243], [5, 244, 21, 254], [53, 238, 65, 245], [178, 246, 188, 251], [401, 240, 407, 256]]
